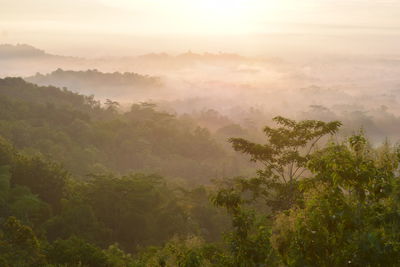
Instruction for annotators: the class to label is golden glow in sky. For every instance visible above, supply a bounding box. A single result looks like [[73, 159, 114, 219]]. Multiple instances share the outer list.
[[1, 0, 400, 56], [101, 0, 274, 34], [175, 0, 258, 34], [1, 0, 400, 35]]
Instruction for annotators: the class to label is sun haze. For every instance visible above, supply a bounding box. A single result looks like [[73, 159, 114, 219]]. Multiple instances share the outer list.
[[1, 0, 400, 55]]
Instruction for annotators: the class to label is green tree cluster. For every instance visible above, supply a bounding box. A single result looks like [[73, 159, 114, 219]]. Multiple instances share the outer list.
[[0, 77, 248, 183], [1, 77, 400, 266], [0, 134, 228, 266]]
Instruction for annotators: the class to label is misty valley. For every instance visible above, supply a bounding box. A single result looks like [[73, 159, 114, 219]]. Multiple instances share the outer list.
[[1, 40, 400, 266]]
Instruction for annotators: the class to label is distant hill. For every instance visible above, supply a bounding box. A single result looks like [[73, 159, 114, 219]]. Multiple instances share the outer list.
[[25, 69, 162, 98], [0, 44, 52, 59], [0, 44, 85, 77], [0, 43, 260, 62]]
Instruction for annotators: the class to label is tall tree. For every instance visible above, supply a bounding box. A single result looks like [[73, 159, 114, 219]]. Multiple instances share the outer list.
[[212, 117, 341, 266]]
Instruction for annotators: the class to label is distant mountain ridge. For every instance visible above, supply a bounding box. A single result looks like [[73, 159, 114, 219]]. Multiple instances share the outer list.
[[24, 68, 163, 99], [0, 43, 277, 62], [25, 68, 161, 88], [0, 44, 52, 59]]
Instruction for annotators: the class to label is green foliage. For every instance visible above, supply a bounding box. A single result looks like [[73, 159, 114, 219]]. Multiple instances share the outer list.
[[208, 117, 343, 266], [0, 137, 14, 166], [104, 244, 136, 267], [0, 166, 50, 227], [82, 173, 188, 250], [11, 154, 67, 209], [0, 216, 45, 266], [230, 116, 341, 182], [210, 117, 400, 266], [9, 186, 51, 226], [212, 185, 280, 266], [134, 236, 224, 267], [178, 186, 230, 242], [45, 197, 109, 244], [2, 79, 400, 266], [0, 77, 244, 182], [228, 116, 341, 212], [0, 129, 231, 264], [46, 236, 110, 267], [0, 166, 10, 210], [43, 173, 227, 255], [272, 136, 400, 266]]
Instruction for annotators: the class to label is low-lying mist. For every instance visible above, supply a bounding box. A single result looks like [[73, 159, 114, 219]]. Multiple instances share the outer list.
[[2, 44, 400, 144]]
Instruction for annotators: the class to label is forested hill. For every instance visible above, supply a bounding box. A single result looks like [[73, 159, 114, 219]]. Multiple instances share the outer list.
[[0, 77, 248, 182], [25, 69, 162, 97], [0, 77, 93, 109], [2, 77, 400, 265], [0, 77, 235, 266]]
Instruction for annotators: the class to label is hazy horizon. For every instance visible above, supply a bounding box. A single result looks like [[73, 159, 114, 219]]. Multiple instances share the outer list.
[[2, 0, 400, 57]]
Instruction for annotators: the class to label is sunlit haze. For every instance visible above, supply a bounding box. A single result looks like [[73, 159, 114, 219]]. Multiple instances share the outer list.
[[1, 0, 400, 56]]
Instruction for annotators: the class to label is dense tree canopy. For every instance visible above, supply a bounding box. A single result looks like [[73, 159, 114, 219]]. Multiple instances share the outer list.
[[1, 77, 400, 266], [0, 77, 250, 183]]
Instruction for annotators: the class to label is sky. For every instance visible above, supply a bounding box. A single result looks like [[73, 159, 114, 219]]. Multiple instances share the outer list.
[[1, 0, 400, 56]]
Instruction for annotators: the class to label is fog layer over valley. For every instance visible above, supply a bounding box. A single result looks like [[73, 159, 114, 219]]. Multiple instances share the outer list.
[[2, 44, 400, 143]]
